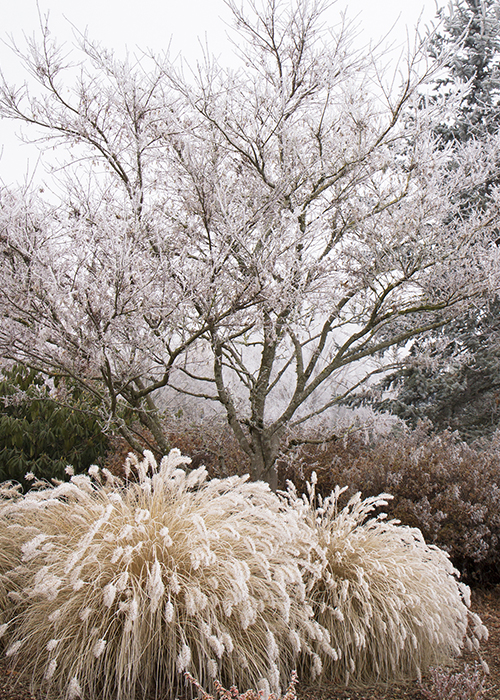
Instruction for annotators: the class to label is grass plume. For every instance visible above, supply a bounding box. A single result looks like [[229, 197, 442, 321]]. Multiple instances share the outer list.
[[283, 476, 488, 685]]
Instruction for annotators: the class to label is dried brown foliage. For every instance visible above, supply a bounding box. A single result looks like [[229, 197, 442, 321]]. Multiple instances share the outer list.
[[280, 425, 500, 586], [103, 418, 250, 481]]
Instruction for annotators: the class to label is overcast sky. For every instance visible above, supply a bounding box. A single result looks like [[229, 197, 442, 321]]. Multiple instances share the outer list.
[[0, 0, 437, 185]]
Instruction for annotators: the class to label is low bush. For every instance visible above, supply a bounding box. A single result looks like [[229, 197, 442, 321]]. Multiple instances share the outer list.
[[281, 425, 500, 585], [184, 669, 298, 700], [164, 415, 251, 478], [102, 416, 250, 481], [0, 364, 109, 487], [419, 663, 488, 700]]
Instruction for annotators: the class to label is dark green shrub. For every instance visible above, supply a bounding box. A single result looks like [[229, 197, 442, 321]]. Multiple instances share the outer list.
[[0, 364, 109, 487], [280, 424, 500, 586]]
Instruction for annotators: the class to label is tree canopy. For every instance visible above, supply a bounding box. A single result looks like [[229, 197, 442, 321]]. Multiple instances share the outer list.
[[355, 0, 500, 441], [1, 0, 500, 482]]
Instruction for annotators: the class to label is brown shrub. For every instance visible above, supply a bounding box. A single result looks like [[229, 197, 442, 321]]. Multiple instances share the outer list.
[[163, 416, 251, 478], [103, 417, 250, 481], [279, 424, 500, 586]]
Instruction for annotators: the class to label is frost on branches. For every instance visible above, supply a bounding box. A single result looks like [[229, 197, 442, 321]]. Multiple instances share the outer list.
[[1, 0, 500, 483]]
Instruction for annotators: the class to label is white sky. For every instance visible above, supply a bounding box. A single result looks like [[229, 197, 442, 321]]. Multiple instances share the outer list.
[[0, 0, 437, 186]]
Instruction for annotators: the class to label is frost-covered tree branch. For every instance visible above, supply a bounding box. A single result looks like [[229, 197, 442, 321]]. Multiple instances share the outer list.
[[1, 0, 500, 484]]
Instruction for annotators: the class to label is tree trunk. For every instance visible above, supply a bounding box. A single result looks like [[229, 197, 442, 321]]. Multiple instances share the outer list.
[[248, 427, 283, 490]]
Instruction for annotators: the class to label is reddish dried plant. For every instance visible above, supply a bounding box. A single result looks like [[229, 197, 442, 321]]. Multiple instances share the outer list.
[[184, 670, 298, 700]]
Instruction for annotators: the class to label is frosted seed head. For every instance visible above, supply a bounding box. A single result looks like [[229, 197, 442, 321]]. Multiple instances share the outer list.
[[208, 635, 225, 658], [21, 533, 49, 561], [221, 633, 234, 653], [268, 662, 280, 693], [118, 524, 133, 540], [164, 600, 174, 623], [116, 571, 129, 591], [126, 597, 139, 629], [257, 678, 271, 700], [6, 641, 22, 657], [48, 609, 62, 623], [311, 654, 322, 679], [44, 659, 57, 680], [176, 644, 191, 673], [288, 630, 301, 655], [160, 448, 190, 474], [92, 639, 107, 658], [160, 526, 173, 547], [266, 631, 279, 661], [147, 560, 165, 613], [103, 583, 117, 608], [68, 677, 82, 699], [135, 508, 151, 523], [170, 572, 180, 595], [79, 607, 93, 622], [111, 546, 124, 564]]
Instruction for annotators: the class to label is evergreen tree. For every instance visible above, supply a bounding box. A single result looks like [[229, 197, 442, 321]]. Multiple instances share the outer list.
[[430, 0, 500, 144], [356, 0, 500, 440], [364, 297, 500, 440]]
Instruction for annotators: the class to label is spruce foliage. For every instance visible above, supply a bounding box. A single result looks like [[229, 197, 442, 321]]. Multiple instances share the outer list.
[[359, 0, 500, 439], [430, 0, 500, 145]]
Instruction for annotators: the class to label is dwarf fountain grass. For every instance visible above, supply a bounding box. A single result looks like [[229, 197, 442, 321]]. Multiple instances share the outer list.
[[0, 450, 331, 700], [283, 476, 488, 685], [0, 454, 488, 699]]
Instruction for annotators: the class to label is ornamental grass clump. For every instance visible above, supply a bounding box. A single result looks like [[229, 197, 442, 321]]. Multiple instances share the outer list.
[[0, 481, 24, 618], [0, 450, 332, 700], [0, 451, 488, 699], [283, 476, 488, 686]]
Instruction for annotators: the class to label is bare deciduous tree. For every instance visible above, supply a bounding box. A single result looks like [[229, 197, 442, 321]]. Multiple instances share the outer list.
[[1, 0, 499, 484]]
